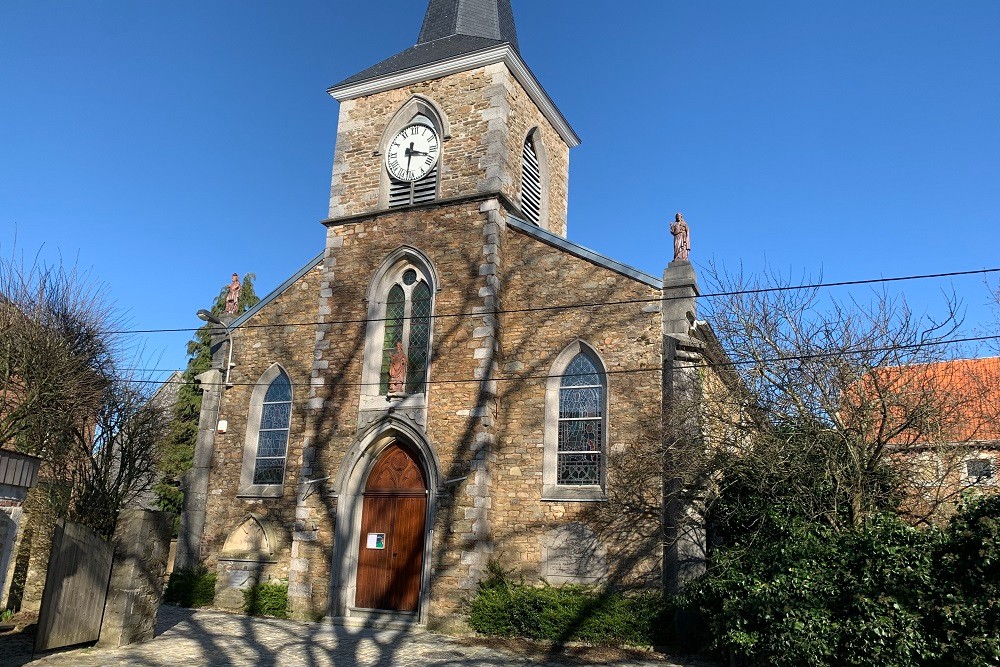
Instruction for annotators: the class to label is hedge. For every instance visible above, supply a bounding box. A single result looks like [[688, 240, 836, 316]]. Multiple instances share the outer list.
[[243, 582, 289, 619], [164, 567, 217, 608], [468, 563, 671, 646]]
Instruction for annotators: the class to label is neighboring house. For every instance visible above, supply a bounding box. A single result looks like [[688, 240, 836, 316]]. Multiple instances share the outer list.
[[0, 449, 41, 608], [887, 357, 1000, 523], [178, 0, 729, 626]]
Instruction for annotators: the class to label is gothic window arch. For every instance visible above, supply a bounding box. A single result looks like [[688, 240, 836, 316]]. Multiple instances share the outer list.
[[360, 248, 437, 411], [520, 128, 549, 228], [239, 364, 293, 497], [542, 341, 607, 501], [380, 96, 449, 209]]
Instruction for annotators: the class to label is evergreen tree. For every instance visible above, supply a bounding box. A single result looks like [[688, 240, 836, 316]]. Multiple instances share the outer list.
[[154, 274, 259, 514]]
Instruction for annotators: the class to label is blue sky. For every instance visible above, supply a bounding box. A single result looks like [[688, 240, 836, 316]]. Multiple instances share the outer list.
[[2, 1, 998, 379]]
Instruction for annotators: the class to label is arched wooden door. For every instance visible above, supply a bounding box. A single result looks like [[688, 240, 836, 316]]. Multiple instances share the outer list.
[[355, 443, 427, 612]]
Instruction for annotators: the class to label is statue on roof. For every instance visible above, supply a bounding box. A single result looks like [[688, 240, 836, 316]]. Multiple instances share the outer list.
[[670, 213, 691, 262], [225, 273, 242, 315]]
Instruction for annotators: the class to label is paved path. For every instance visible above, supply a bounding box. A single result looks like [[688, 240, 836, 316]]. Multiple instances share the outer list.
[[17, 606, 710, 667]]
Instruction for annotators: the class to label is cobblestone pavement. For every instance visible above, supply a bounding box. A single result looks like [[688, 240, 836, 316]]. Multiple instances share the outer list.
[[15, 606, 712, 667]]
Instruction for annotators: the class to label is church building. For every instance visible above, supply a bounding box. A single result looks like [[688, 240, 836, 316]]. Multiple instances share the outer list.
[[177, 0, 716, 626]]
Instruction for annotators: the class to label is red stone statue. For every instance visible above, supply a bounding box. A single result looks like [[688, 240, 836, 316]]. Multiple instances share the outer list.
[[388, 341, 408, 394], [670, 212, 691, 262], [225, 273, 242, 315]]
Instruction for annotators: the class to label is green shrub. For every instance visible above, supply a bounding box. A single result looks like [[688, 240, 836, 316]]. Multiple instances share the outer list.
[[682, 512, 941, 667], [243, 582, 289, 618], [164, 567, 217, 608], [929, 494, 1000, 666], [468, 561, 671, 646]]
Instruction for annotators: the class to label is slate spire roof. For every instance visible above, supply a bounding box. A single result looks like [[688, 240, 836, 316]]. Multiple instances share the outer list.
[[332, 0, 520, 88], [418, 0, 519, 52]]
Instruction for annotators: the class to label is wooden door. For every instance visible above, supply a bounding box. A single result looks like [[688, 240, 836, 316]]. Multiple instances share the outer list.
[[355, 443, 427, 612], [34, 520, 114, 652]]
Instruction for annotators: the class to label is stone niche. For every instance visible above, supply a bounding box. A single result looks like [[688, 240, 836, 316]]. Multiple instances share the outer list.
[[215, 514, 282, 610], [540, 522, 608, 586]]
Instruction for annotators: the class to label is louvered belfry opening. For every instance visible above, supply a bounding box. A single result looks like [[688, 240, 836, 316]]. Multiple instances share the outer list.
[[521, 134, 542, 225], [388, 165, 438, 208]]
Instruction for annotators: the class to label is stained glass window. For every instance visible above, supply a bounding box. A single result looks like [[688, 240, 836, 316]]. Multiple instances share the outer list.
[[253, 372, 292, 485], [379, 284, 405, 394], [407, 281, 431, 394], [557, 353, 603, 485]]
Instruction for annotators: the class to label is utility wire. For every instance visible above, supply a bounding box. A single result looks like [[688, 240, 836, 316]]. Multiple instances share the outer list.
[[121, 332, 1000, 389], [107, 266, 1000, 336]]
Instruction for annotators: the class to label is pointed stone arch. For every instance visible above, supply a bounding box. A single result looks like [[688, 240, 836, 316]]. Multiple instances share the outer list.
[[378, 95, 450, 209], [221, 513, 281, 560], [542, 340, 608, 501], [358, 247, 439, 429], [328, 417, 440, 623], [239, 363, 293, 497]]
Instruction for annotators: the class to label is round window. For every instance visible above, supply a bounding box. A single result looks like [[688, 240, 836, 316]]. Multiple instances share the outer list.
[[402, 269, 418, 285]]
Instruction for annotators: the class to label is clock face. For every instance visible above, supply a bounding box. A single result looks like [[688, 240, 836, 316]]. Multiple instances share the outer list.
[[385, 124, 440, 182]]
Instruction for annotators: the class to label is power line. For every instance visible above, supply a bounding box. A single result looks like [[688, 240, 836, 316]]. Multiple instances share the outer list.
[[121, 332, 1000, 389], [107, 266, 1000, 336]]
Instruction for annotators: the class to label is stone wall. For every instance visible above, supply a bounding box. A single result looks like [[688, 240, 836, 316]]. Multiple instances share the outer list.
[[327, 65, 571, 236], [5, 481, 68, 612], [491, 226, 665, 588], [194, 186, 673, 623], [99, 510, 172, 649], [199, 263, 325, 598], [0, 485, 27, 606]]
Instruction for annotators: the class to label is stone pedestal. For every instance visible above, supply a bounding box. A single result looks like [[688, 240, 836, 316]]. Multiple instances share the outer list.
[[98, 510, 173, 648], [175, 368, 223, 570], [661, 260, 708, 594]]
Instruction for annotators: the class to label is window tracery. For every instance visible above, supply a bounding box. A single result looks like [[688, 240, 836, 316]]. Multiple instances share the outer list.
[[543, 342, 607, 500]]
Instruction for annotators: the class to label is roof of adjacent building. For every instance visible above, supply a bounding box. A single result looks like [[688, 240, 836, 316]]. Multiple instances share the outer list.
[[873, 357, 1000, 445], [333, 0, 519, 88]]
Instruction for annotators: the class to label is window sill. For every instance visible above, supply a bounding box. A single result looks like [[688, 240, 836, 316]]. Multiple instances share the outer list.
[[237, 485, 284, 499], [541, 485, 606, 502]]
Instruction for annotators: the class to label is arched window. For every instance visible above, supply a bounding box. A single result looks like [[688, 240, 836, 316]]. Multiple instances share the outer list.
[[239, 365, 293, 497], [557, 353, 604, 485], [359, 249, 437, 418], [521, 133, 542, 225], [543, 342, 607, 500], [254, 372, 292, 484], [378, 271, 432, 395]]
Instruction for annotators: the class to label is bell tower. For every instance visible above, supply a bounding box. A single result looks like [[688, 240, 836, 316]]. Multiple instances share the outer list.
[[326, 0, 579, 235]]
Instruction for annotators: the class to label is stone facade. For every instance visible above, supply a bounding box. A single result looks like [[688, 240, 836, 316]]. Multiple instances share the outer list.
[[183, 1, 708, 627]]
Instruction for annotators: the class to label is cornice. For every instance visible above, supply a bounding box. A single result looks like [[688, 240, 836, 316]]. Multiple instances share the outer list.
[[327, 45, 581, 148]]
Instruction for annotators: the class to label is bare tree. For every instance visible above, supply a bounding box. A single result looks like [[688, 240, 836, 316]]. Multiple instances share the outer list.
[[1, 250, 165, 538], [701, 264, 978, 531]]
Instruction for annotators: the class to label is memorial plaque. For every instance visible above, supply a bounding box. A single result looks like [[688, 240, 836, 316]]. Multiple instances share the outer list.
[[540, 523, 607, 585]]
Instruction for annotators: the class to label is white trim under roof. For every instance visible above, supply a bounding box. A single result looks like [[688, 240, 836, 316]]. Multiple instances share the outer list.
[[328, 44, 581, 149]]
